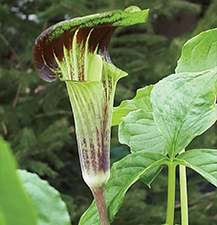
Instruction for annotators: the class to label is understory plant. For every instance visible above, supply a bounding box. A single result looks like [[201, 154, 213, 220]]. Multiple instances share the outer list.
[[33, 6, 148, 225], [1, 6, 217, 225], [81, 27, 217, 225]]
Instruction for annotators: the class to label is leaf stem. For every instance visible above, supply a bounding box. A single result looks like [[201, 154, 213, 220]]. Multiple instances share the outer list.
[[166, 163, 176, 225], [179, 149, 189, 225], [92, 185, 110, 225]]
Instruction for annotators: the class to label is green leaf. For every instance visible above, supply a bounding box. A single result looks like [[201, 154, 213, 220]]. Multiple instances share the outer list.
[[79, 152, 168, 225], [139, 165, 163, 188], [119, 109, 165, 154], [177, 149, 217, 187], [0, 137, 37, 225], [112, 85, 153, 126], [151, 69, 217, 158], [176, 28, 217, 73], [116, 86, 165, 187], [17, 170, 71, 225], [0, 206, 7, 225]]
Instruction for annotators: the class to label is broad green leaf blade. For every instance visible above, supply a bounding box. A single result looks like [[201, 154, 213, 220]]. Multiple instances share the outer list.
[[176, 28, 217, 73], [177, 149, 217, 187], [0, 137, 37, 225], [112, 85, 153, 126], [0, 207, 6, 225], [116, 87, 165, 187], [139, 164, 163, 188], [18, 170, 71, 225], [119, 109, 165, 154], [79, 152, 168, 225], [151, 69, 217, 158]]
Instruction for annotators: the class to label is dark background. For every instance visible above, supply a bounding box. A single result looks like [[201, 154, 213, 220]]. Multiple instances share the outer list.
[[1, 0, 217, 224]]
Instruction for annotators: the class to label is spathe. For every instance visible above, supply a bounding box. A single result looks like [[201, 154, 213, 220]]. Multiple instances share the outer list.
[[33, 6, 148, 225]]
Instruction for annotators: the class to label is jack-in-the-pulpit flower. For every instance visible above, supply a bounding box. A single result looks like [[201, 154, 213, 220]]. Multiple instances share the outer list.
[[33, 6, 148, 225]]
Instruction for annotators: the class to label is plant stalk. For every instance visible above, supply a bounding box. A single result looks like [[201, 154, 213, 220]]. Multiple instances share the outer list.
[[166, 163, 176, 225], [179, 149, 189, 225], [92, 185, 110, 225]]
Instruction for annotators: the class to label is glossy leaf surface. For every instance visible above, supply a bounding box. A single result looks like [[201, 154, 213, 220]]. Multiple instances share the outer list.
[[112, 85, 153, 126], [176, 28, 217, 73], [114, 85, 165, 186], [177, 149, 217, 187], [151, 69, 217, 158], [0, 208, 6, 225], [18, 170, 71, 225], [0, 137, 37, 225], [79, 152, 168, 225], [119, 109, 165, 154]]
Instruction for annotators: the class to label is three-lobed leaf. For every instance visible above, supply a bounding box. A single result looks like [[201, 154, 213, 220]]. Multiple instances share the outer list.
[[115, 28, 217, 160], [83, 27, 217, 225], [150, 28, 217, 158]]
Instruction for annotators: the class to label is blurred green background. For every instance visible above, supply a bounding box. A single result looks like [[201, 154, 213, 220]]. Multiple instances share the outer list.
[[1, 0, 217, 224]]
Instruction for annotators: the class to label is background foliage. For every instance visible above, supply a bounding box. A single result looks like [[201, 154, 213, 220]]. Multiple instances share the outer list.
[[1, 0, 217, 224]]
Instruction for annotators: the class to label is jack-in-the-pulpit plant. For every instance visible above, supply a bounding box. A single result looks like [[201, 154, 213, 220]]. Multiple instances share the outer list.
[[80, 28, 217, 225], [33, 6, 148, 225]]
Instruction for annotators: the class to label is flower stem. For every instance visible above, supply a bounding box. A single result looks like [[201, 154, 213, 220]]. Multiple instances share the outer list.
[[166, 163, 176, 225], [179, 149, 189, 225], [92, 185, 110, 225]]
